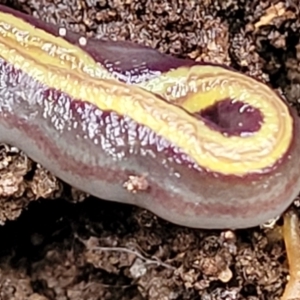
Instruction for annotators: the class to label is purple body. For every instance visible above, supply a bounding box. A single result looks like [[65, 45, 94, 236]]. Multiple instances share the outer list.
[[0, 5, 299, 229]]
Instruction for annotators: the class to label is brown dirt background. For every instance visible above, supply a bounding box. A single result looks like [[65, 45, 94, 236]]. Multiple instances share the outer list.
[[0, 0, 300, 299]]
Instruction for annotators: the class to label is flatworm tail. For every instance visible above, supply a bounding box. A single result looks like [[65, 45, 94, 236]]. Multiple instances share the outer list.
[[0, 5, 299, 229]]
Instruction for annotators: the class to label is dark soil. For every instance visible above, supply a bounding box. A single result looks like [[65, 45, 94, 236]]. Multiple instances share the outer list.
[[0, 0, 300, 299]]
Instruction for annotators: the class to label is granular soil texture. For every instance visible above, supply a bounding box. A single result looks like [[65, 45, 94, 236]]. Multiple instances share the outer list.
[[0, 0, 300, 299]]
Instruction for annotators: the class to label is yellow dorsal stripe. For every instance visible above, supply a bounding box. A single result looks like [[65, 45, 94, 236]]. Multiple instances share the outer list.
[[0, 11, 293, 175]]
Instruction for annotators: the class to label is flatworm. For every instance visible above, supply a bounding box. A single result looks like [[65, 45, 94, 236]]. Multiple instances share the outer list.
[[0, 5, 299, 229]]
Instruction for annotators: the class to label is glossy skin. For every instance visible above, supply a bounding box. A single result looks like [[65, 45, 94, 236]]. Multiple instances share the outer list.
[[0, 5, 300, 229]]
